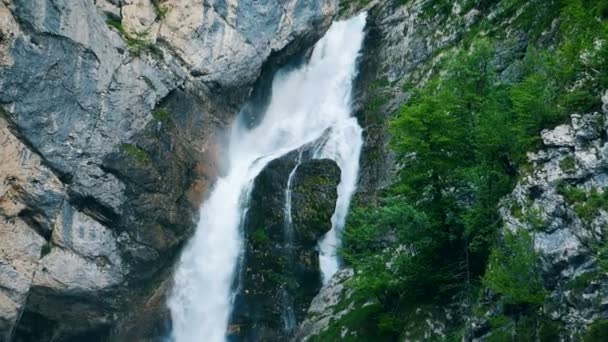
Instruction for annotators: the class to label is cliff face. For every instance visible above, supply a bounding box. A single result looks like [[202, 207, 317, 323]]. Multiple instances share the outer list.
[[487, 101, 608, 338], [0, 0, 336, 340]]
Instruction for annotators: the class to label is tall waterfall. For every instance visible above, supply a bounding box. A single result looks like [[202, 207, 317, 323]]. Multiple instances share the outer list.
[[168, 14, 367, 342]]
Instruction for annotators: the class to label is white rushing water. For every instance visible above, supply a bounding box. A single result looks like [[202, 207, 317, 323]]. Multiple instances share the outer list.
[[168, 13, 366, 342]]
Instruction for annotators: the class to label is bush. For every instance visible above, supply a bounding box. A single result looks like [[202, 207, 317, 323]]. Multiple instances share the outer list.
[[584, 320, 608, 342], [483, 231, 546, 306], [558, 184, 608, 221]]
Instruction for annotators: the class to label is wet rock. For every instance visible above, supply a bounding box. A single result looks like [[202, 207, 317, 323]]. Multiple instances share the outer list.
[[229, 152, 340, 342], [291, 161, 342, 245]]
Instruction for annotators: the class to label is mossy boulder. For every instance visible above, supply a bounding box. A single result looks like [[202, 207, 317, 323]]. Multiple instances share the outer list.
[[291, 161, 341, 245], [229, 151, 340, 341]]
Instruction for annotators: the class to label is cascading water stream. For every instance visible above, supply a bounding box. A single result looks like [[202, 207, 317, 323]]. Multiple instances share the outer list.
[[284, 153, 302, 232], [168, 14, 367, 342]]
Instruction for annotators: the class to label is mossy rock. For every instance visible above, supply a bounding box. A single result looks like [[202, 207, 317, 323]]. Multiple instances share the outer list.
[[231, 152, 341, 341], [291, 159, 341, 245]]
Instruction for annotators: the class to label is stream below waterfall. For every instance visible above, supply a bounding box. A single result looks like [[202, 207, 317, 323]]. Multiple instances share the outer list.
[[168, 13, 367, 342]]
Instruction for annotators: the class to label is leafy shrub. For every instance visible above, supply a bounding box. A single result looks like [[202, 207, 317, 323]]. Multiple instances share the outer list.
[[558, 184, 608, 221], [121, 143, 151, 166], [484, 231, 547, 305], [584, 320, 608, 342]]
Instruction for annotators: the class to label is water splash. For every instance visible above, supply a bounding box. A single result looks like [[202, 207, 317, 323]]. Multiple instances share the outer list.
[[168, 13, 367, 342]]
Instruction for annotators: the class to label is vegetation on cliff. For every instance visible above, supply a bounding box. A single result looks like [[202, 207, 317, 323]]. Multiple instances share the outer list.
[[313, 0, 608, 340]]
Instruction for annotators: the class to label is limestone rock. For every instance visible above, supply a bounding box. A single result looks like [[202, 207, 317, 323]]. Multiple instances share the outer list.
[[541, 124, 576, 147], [158, 0, 338, 88], [499, 109, 608, 334], [0, 118, 65, 235], [0, 117, 65, 340], [0, 0, 337, 339], [0, 218, 45, 341], [0, 1, 20, 67], [121, 0, 159, 37]]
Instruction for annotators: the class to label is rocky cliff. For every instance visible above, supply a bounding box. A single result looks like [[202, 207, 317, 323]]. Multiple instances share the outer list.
[[0, 0, 336, 340], [478, 97, 608, 339], [298, 0, 608, 340]]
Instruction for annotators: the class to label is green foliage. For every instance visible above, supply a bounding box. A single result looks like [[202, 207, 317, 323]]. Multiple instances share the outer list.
[[595, 243, 608, 272], [343, 197, 447, 303], [337, 197, 460, 337], [152, 107, 172, 123], [509, 200, 524, 220], [309, 301, 392, 342], [558, 183, 587, 203], [579, 189, 608, 220], [421, 0, 453, 19], [125, 32, 164, 59], [584, 320, 608, 342], [106, 18, 125, 35], [558, 184, 608, 221], [483, 231, 547, 305], [337, 0, 608, 338], [121, 143, 152, 166], [106, 16, 163, 59], [389, 39, 526, 287], [310, 303, 386, 342], [559, 156, 577, 173], [568, 271, 600, 294], [522, 206, 545, 231], [250, 228, 270, 247], [487, 313, 564, 341], [151, 0, 168, 20]]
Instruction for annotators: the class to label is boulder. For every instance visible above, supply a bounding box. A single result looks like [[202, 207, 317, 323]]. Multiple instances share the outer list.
[[229, 151, 340, 341]]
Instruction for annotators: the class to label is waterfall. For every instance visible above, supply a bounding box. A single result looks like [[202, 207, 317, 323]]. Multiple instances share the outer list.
[[168, 14, 367, 342], [284, 153, 302, 232]]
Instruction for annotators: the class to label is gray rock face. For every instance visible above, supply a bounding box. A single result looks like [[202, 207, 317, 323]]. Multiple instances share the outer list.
[[0, 117, 62, 341], [499, 106, 608, 334], [296, 268, 354, 341], [0, 0, 337, 339], [0, 218, 45, 341]]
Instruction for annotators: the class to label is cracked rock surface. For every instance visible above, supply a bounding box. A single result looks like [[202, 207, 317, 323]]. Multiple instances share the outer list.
[[0, 0, 336, 340]]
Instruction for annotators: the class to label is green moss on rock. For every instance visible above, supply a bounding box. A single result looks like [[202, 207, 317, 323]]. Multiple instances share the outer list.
[[121, 143, 152, 166]]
